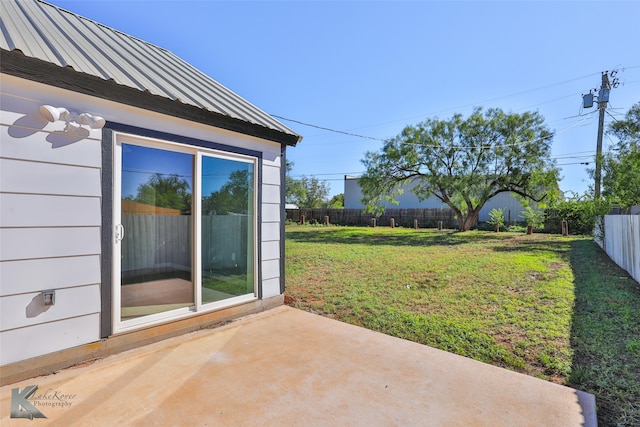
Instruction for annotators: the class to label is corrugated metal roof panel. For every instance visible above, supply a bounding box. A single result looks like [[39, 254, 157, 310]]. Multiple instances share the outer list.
[[0, 0, 300, 141]]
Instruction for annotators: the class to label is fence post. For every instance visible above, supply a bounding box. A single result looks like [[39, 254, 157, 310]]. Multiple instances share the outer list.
[[324, 215, 329, 226], [390, 218, 395, 228], [414, 219, 418, 230], [562, 220, 568, 236], [300, 215, 305, 225], [438, 220, 443, 230], [371, 218, 376, 227]]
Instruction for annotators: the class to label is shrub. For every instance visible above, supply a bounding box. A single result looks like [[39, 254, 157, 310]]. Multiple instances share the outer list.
[[521, 206, 545, 230], [548, 198, 611, 235], [487, 208, 506, 232]]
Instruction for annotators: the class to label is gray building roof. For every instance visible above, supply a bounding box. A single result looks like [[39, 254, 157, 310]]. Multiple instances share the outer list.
[[0, 0, 301, 145]]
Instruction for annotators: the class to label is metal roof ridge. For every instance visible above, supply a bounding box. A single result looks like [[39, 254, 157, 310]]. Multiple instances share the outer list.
[[35, 0, 171, 54]]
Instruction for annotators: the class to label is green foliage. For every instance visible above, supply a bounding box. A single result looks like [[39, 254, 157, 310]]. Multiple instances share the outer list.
[[359, 107, 560, 231], [600, 102, 640, 209], [520, 206, 545, 229], [202, 169, 252, 215], [487, 208, 506, 231], [131, 173, 191, 213], [285, 160, 330, 208], [325, 193, 344, 209], [549, 196, 611, 235]]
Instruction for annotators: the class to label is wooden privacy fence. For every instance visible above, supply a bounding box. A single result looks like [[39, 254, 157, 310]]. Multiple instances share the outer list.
[[288, 208, 574, 232], [286, 208, 458, 228], [121, 214, 249, 275]]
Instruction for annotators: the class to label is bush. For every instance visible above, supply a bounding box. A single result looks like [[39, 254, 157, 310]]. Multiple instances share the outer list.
[[521, 206, 545, 230], [506, 224, 527, 233], [548, 198, 611, 235], [487, 208, 506, 232]]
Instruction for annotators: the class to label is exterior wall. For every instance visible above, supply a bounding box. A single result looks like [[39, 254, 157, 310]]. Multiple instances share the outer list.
[[0, 77, 102, 365], [344, 176, 447, 210], [344, 177, 534, 222], [0, 74, 285, 365], [481, 192, 536, 223]]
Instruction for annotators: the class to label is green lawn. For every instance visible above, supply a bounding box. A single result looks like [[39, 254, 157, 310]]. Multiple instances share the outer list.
[[285, 225, 640, 426]]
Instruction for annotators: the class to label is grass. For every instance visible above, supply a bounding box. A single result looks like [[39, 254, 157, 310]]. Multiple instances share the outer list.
[[285, 225, 640, 426]]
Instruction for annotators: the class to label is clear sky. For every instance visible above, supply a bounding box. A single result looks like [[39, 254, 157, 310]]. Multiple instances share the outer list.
[[50, 0, 640, 198]]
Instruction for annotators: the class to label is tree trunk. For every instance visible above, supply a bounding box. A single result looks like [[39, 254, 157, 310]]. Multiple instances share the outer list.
[[459, 215, 475, 231]]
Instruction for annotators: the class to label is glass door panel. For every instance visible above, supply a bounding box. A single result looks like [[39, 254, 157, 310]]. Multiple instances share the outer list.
[[120, 144, 194, 320], [200, 156, 255, 304]]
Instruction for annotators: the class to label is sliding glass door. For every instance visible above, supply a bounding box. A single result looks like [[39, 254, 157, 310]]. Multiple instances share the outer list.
[[200, 155, 254, 304], [113, 135, 257, 331], [119, 144, 194, 321]]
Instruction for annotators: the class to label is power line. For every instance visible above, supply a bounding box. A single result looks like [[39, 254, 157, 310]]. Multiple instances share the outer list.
[[274, 67, 638, 141], [271, 115, 388, 142], [290, 150, 599, 180]]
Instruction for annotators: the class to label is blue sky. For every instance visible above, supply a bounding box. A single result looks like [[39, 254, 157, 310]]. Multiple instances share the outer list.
[[50, 0, 640, 198]]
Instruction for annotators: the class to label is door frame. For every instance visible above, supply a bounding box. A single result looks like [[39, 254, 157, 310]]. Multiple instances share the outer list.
[[102, 124, 262, 336]]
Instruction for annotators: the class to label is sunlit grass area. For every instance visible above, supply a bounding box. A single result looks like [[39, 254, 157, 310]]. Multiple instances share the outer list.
[[285, 225, 640, 426]]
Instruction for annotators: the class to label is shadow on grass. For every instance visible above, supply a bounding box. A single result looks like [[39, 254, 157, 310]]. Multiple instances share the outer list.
[[568, 239, 640, 427], [285, 226, 514, 248], [491, 236, 574, 257]]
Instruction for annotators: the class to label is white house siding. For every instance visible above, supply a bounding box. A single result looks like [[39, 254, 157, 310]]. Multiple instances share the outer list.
[[344, 177, 534, 222], [261, 161, 284, 298], [0, 77, 103, 365], [1, 75, 286, 365]]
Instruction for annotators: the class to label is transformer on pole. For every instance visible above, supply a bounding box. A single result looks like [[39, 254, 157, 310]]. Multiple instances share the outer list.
[[581, 70, 619, 198]]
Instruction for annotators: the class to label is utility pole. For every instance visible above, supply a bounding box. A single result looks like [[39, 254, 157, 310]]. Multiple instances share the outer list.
[[594, 72, 610, 199], [582, 70, 618, 198]]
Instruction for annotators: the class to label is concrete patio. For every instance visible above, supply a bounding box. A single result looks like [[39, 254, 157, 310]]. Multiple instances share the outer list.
[[1, 306, 596, 426]]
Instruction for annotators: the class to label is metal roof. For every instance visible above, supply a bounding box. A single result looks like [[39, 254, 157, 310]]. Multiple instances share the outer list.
[[0, 0, 301, 143]]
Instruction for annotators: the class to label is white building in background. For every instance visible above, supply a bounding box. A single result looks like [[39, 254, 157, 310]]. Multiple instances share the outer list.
[[344, 176, 539, 223]]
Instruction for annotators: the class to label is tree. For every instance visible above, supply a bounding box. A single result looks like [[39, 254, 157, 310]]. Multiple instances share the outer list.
[[360, 107, 560, 231], [285, 160, 304, 205], [132, 173, 191, 213], [285, 160, 330, 208], [325, 193, 344, 209], [487, 208, 505, 232], [600, 102, 640, 209], [289, 176, 330, 208], [203, 169, 252, 215]]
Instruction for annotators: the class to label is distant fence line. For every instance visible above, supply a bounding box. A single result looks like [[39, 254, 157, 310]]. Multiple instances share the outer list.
[[286, 208, 458, 228], [286, 208, 585, 233]]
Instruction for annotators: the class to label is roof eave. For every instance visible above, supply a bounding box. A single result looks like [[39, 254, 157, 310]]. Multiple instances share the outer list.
[[1, 49, 301, 146]]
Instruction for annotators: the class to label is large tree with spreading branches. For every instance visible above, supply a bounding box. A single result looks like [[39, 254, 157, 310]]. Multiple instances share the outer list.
[[360, 107, 560, 231]]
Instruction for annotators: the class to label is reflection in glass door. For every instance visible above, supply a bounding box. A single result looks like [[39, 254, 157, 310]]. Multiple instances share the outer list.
[[200, 156, 255, 304], [119, 144, 194, 320]]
